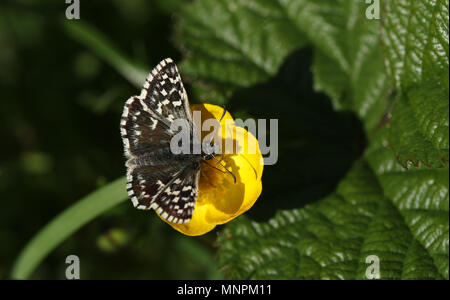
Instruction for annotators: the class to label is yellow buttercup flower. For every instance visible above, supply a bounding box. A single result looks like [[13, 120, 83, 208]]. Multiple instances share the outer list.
[[158, 104, 264, 236]]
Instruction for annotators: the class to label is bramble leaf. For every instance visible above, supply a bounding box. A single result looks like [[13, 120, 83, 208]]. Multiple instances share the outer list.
[[218, 128, 448, 279], [366, 128, 449, 279], [285, 0, 389, 130], [382, 0, 449, 167], [176, 0, 308, 104], [177, 0, 389, 130]]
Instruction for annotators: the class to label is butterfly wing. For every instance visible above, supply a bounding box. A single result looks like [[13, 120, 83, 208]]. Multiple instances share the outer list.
[[121, 96, 173, 157], [121, 58, 194, 157], [153, 163, 200, 224], [127, 163, 200, 224], [138, 58, 192, 124], [121, 58, 200, 223]]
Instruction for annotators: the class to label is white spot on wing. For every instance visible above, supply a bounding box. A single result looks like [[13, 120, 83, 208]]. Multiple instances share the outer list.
[[156, 103, 163, 114], [137, 204, 148, 210]]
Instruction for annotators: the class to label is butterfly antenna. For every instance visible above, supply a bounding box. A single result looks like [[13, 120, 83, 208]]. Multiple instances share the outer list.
[[203, 161, 227, 174], [212, 155, 236, 183], [204, 106, 235, 183], [219, 106, 227, 122]]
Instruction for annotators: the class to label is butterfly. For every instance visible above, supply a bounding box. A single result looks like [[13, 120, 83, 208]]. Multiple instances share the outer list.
[[120, 58, 232, 224]]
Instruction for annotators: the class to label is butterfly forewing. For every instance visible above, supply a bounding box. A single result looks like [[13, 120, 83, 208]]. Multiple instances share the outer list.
[[121, 96, 173, 157], [139, 58, 192, 124]]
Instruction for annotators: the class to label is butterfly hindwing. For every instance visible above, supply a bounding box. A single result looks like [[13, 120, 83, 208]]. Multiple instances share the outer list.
[[127, 163, 181, 210], [127, 163, 200, 224], [153, 163, 200, 224]]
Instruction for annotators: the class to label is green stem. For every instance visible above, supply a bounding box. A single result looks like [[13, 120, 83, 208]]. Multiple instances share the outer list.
[[11, 177, 127, 279], [63, 20, 148, 88]]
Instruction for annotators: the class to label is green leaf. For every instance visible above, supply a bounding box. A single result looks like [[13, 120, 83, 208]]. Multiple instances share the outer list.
[[176, 0, 309, 103], [11, 177, 127, 280], [218, 128, 448, 279], [381, 0, 449, 90], [177, 0, 389, 129], [304, 0, 389, 130], [218, 161, 446, 279], [365, 127, 449, 279], [388, 95, 448, 168], [382, 0, 449, 167]]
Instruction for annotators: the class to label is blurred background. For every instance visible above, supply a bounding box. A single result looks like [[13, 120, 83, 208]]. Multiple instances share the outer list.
[[0, 0, 365, 279]]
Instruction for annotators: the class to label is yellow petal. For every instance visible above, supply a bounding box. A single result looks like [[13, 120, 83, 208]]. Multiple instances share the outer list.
[[159, 104, 264, 236]]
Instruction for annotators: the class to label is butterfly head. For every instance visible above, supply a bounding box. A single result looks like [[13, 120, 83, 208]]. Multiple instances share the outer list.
[[201, 141, 219, 161], [200, 141, 237, 184]]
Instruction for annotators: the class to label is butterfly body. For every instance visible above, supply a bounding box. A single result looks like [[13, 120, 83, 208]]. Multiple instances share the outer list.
[[120, 58, 207, 224], [126, 148, 202, 169]]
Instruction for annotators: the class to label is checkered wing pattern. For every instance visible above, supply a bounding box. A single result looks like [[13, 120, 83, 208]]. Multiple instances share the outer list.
[[120, 96, 173, 157], [126, 162, 200, 224], [139, 58, 192, 124], [121, 58, 200, 224]]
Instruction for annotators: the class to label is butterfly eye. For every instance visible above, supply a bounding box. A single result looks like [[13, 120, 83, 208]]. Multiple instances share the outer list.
[[203, 142, 215, 155]]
